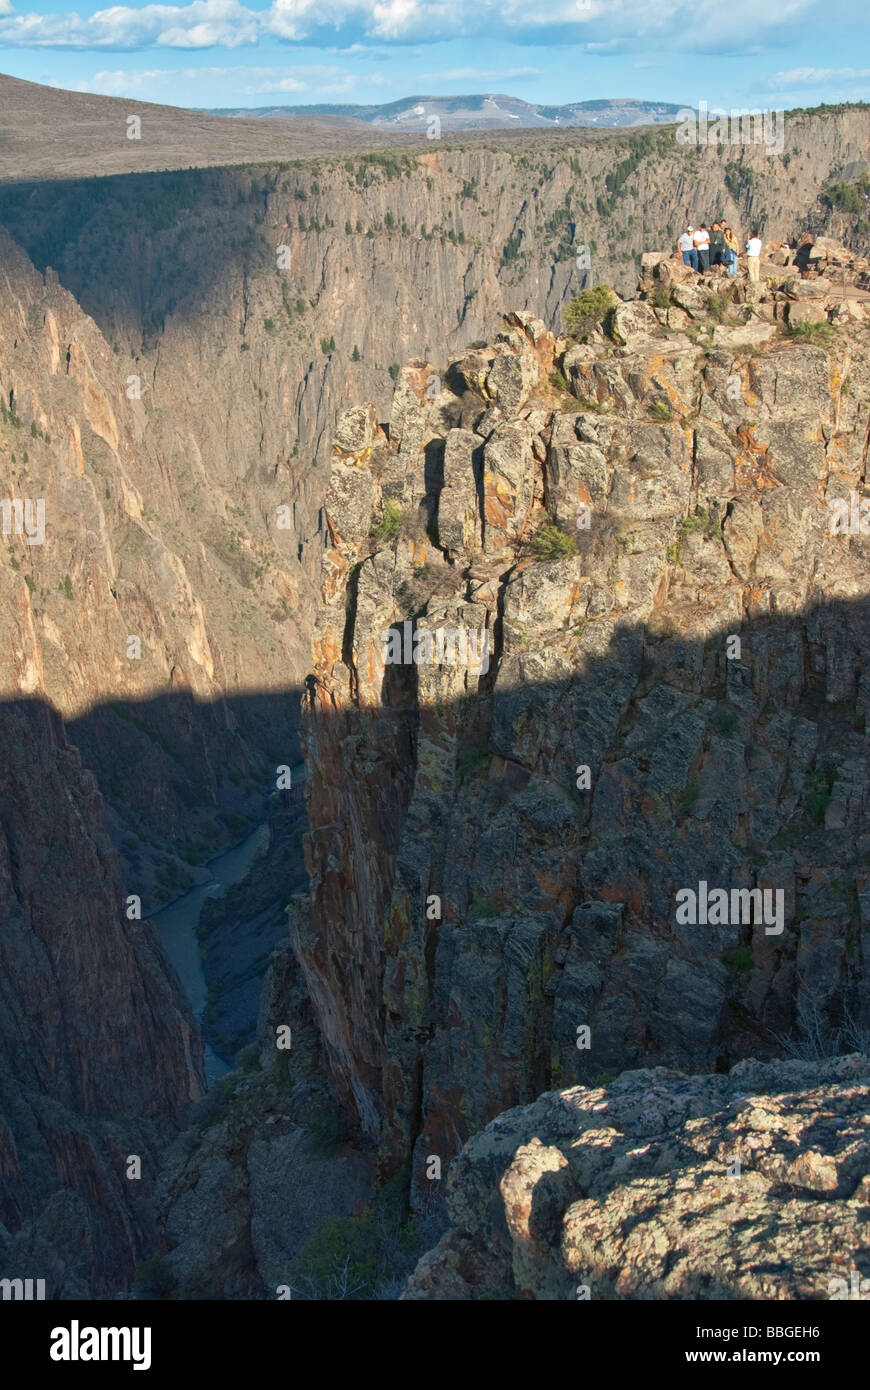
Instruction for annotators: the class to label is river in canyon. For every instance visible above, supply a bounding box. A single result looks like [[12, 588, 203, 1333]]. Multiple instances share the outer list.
[[153, 822, 271, 1085]]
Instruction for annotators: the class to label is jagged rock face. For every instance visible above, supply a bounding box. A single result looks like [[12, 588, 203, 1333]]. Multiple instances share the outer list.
[[0, 699, 203, 1296], [403, 1054, 870, 1300], [299, 290, 870, 1195]]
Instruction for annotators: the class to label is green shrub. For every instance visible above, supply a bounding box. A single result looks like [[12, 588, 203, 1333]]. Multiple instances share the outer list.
[[712, 703, 739, 736], [374, 499, 404, 544], [821, 181, 863, 214], [563, 285, 617, 341], [285, 1166, 429, 1300], [457, 748, 491, 782], [470, 897, 501, 919], [530, 524, 579, 560], [667, 509, 712, 563], [727, 944, 754, 974], [788, 320, 835, 348], [707, 288, 738, 323], [133, 1254, 177, 1300], [648, 400, 672, 421]]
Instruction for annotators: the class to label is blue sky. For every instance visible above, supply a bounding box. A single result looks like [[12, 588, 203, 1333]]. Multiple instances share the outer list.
[[0, 0, 868, 112]]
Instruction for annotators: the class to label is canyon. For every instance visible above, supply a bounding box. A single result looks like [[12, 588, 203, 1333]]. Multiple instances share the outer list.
[[0, 83, 869, 1297]]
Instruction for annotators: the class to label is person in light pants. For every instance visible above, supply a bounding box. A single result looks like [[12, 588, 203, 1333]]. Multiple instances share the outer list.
[[746, 231, 763, 282]]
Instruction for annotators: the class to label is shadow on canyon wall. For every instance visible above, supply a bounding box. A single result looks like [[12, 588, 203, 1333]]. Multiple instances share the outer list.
[[297, 584, 870, 1185], [2, 587, 869, 1294]]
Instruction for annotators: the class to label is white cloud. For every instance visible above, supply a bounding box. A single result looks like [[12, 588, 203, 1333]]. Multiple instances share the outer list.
[[61, 61, 366, 98], [0, 0, 258, 49], [768, 65, 870, 88], [0, 0, 818, 50], [243, 64, 357, 93], [417, 66, 544, 81]]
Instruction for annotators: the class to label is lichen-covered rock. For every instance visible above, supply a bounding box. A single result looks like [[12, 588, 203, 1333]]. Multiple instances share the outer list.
[[609, 299, 663, 349], [403, 1055, 870, 1300]]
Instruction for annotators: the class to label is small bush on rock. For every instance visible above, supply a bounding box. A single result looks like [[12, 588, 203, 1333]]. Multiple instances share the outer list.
[[563, 285, 617, 342]]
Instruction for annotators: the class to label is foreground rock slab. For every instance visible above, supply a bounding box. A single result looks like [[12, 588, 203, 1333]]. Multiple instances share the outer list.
[[403, 1055, 870, 1300]]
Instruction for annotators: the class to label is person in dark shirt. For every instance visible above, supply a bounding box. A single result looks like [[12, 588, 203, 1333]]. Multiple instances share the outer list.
[[710, 222, 727, 267]]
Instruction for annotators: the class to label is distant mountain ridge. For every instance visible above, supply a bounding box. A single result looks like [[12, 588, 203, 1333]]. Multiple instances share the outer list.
[[208, 94, 689, 131]]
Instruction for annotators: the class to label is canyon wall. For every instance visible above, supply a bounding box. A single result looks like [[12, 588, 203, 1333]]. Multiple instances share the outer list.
[[0, 106, 869, 1294], [4, 112, 867, 890], [298, 275, 870, 1195], [0, 696, 203, 1295]]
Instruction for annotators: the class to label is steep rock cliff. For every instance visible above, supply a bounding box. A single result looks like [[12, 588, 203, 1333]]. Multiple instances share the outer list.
[[298, 273, 870, 1195]]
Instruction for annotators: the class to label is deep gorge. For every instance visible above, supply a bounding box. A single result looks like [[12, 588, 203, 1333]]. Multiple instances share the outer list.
[[1, 106, 870, 1298]]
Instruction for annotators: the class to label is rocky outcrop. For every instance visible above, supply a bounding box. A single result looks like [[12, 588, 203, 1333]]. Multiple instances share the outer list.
[[403, 1054, 870, 1300], [299, 285, 870, 1201]]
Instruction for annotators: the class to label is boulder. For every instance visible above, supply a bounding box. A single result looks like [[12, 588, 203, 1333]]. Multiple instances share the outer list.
[[829, 299, 867, 325], [486, 349, 539, 416], [666, 305, 691, 331], [609, 300, 664, 350], [787, 300, 829, 327], [652, 259, 695, 290], [792, 279, 832, 299], [333, 402, 378, 455], [450, 349, 495, 398], [711, 321, 776, 348], [403, 1056, 870, 1301], [671, 283, 709, 319], [481, 418, 538, 550]]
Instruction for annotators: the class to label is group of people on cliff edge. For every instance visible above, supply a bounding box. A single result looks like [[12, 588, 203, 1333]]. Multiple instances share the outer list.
[[677, 222, 762, 280]]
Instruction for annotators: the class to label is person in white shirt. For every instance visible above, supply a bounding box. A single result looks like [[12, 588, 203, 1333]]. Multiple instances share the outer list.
[[677, 227, 698, 270], [693, 224, 711, 272], [746, 231, 763, 282]]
